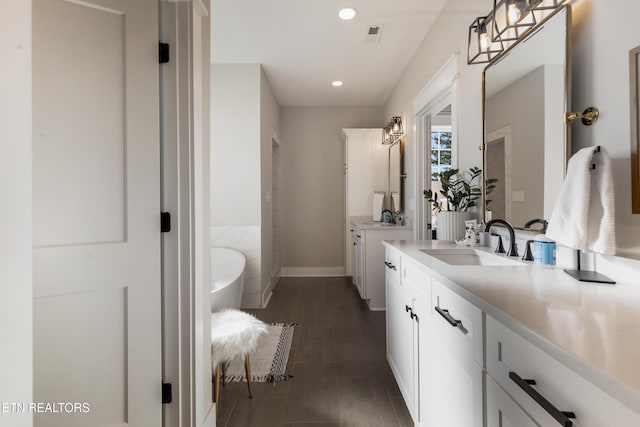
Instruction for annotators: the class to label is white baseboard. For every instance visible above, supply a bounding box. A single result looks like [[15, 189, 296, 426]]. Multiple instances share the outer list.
[[280, 266, 346, 277], [262, 276, 278, 308], [240, 292, 261, 309], [203, 405, 216, 427]]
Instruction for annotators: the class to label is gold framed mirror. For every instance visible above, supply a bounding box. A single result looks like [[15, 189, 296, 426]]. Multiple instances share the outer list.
[[388, 139, 404, 213], [482, 5, 571, 227]]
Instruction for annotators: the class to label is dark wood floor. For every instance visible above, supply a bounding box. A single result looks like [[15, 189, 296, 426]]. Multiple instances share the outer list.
[[216, 276, 413, 427]]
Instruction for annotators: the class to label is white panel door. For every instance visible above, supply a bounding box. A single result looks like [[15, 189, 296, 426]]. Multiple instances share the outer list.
[[32, 0, 162, 426]]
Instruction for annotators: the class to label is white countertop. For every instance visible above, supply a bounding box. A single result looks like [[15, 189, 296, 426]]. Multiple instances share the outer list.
[[383, 239, 640, 413], [351, 216, 412, 231]]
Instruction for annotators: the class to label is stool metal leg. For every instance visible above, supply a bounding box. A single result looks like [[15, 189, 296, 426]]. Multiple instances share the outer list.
[[244, 355, 253, 398], [214, 363, 221, 417]]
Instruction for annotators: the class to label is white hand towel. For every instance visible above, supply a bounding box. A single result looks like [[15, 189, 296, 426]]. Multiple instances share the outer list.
[[546, 146, 616, 255]]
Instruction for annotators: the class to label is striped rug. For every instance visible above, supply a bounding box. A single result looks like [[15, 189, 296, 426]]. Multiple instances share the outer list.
[[223, 322, 298, 383]]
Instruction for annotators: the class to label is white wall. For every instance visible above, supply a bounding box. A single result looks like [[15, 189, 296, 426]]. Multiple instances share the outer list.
[[383, 0, 493, 229], [385, 0, 640, 260], [210, 64, 281, 307], [0, 1, 33, 425], [211, 64, 261, 226], [571, 0, 640, 259], [260, 67, 280, 303], [280, 106, 384, 271]]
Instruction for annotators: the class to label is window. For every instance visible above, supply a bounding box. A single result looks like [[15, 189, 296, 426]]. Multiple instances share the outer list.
[[431, 126, 452, 181]]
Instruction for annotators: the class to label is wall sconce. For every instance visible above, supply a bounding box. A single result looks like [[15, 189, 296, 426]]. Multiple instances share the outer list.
[[492, 0, 536, 43], [390, 116, 404, 136], [382, 125, 392, 144], [525, 0, 567, 20], [468, 0, 566, 65], [382, 117, 404, 145], [526, 0, 567, 12], [468, 16, 504, 65]]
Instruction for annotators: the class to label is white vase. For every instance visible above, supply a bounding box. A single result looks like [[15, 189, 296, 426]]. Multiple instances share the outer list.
[[436, 211, 472, 242]]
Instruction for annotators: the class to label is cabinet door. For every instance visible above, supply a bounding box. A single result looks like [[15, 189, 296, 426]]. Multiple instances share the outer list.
[[355, 237, 365, 298], [349, 233, 357, 284], [386, 268, 415, 420], [487, 375, 538, 427], [424, 332, 483, 427], [413, 296, 430, 425]]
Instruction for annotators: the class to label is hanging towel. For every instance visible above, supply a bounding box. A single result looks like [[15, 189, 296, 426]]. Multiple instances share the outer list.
[[546, 146, 616, 255]]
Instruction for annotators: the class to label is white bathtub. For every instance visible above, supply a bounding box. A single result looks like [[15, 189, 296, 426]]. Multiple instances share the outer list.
[[210, 247, 246, 312]]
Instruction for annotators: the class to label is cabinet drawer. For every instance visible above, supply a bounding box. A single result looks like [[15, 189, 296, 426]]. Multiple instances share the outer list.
[[487, 315, 640, 427], [486, 374, 537, 427], [384, 247, 401, 282], [431, 279, 483, 367], [401, 257, 430, 300]]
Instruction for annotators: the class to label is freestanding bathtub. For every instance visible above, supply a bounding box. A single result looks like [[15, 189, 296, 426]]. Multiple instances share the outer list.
[[210, 247, 246, 312]]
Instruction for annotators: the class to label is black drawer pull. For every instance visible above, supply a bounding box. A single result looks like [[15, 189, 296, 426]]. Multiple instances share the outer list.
[[435, 306, 462, 327], [384, 261, 397, 270], [410, 312, 419, 322], [405, 305, 412, 313], [509, 371, 576, 427]]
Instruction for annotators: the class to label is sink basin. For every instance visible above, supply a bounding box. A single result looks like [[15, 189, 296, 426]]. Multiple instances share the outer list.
[[420, 248, 524, 266]]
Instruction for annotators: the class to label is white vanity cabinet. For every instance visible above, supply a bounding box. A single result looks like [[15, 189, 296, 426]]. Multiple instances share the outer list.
[[342, 128, 387, 278], [486, 316, 640, 427], [385, 252, 431, 422], [424, 280, 484, 427], [384, 241, 640, 427], [385, 251, 483, 427], [385, 248, 418, 418], [352, 222, 412, 310]]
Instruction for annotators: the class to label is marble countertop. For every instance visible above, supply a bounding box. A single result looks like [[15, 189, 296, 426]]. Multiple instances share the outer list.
[[350, 216, 412, 231], [383, 239, 640, 413]]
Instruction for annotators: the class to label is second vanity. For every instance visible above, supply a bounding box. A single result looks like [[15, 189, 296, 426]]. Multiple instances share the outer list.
[[384, 239, 640, 427], [350, 217, 412, 310]]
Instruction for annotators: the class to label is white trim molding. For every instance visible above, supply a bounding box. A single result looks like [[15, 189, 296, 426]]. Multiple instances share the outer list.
[[412, 54, 460, 240], [280, 267, 346, 277], [412, 54, 459, 114]]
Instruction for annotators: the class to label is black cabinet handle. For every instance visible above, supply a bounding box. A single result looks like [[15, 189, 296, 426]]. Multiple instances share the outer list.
[[509, 371, 576, 427], [384, 261, 397, 270], [435, 306, 462, 327], [410, 312, 419, 323], [405, 305, 411, 313]]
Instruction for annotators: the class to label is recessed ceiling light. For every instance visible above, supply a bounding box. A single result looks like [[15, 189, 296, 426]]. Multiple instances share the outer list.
[[332, 81, 344, 87], [338, 7, 357, 20]]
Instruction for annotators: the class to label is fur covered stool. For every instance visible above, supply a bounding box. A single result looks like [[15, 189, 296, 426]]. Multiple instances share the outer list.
[[211, 309, 267, 416]]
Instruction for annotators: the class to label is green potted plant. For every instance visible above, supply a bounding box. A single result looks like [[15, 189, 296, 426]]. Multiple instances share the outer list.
[[424, 166, 486, 241]]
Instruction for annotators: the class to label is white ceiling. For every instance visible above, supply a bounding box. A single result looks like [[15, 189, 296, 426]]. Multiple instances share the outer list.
[[211, 0, 451, 107]]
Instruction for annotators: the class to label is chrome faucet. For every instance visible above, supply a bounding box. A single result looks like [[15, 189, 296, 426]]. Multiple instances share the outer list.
[[524, 218, 548, 234], [484, 219, 519, 257]]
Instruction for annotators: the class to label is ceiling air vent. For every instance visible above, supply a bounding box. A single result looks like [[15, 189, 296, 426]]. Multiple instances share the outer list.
[[365, 25, 383, 43]]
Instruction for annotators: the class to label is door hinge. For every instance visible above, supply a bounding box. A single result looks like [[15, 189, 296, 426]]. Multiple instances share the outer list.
[[159, 43, 170, 64], [162, 383, 172, 404], [161, 212, 171, 233]]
